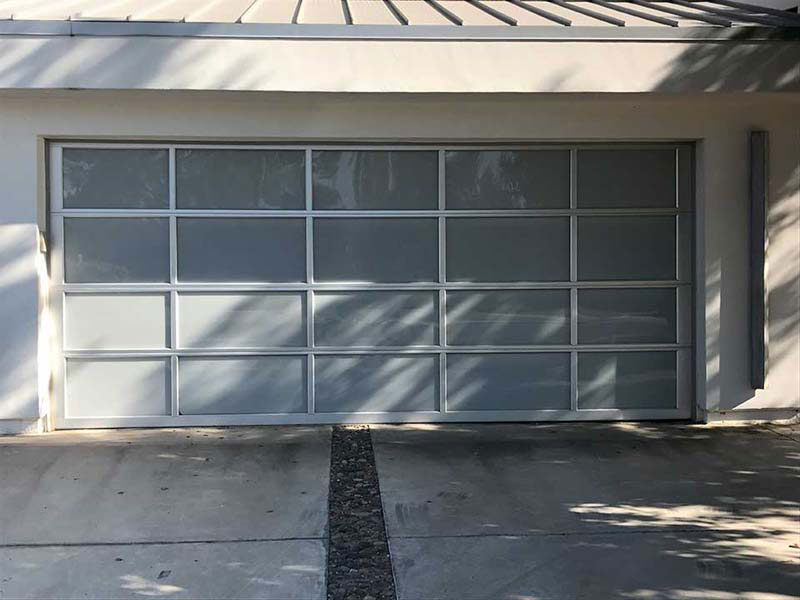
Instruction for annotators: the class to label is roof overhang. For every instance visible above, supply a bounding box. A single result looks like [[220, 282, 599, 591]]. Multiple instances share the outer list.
[[0, 19, 798, 39], [0, 20, 797, 94]]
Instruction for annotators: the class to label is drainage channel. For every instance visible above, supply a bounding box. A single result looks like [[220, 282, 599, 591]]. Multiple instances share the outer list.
[[327, 425, 397, 600]]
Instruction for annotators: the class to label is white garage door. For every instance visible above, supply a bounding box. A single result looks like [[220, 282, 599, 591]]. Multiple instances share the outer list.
[[49, 143, 694, 428]]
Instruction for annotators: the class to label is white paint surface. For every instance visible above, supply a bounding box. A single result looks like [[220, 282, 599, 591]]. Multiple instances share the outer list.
[[0, 36, 796, 94]]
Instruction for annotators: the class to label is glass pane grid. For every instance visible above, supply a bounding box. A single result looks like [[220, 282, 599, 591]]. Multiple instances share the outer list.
[[53, 143, 692, 421]]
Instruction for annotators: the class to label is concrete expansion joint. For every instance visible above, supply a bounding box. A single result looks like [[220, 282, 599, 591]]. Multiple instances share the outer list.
[[389, 527, 742, 540], [764, 424, 800, 445], [0, 536, 325, 549]]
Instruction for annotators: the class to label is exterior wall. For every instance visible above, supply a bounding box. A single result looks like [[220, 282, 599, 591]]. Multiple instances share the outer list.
[[0, 91, 797, 431], [0, 224, 44, 432], [0, 35, 797, 94]]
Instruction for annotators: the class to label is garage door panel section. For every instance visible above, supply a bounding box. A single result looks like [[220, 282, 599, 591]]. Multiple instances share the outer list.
[[577, 216, 677, 281], [64, 217, 170, 283], [314, 355, 439, 413], [177, 218, 306, 282], [314, 291, 438, 347], [577, 351, 678, 410], [446, 290, 570, 346], [447, 353, 571, 411], [66, 358, 170, 418], [446, 217, 570, 283], [176, 149, 305, 210], [178, 292, 306, 348], [50, 142, 693, 427], [314, 218, 438, 283], [63, 148, 169, 209], [312, 150, 438, 210], [577, 149, 677, 209], [178, 357, 307, 415], [577, 288, 677, 345], [65, 293, 169, 350], [445, 150, 570, 210]]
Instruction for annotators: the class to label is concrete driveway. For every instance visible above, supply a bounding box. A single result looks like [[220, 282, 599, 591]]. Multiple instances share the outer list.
[[1, 422, 799, 599], [0, 427, 330, 599], [373, 423, 800, 600]]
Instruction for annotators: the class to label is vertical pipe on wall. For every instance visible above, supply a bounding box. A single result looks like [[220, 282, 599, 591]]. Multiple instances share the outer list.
[[749, 131, 768, 390]]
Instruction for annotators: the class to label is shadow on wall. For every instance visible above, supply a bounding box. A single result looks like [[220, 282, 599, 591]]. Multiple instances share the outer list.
[[652, 28, 799, 414], [654, 29, 800, 93]]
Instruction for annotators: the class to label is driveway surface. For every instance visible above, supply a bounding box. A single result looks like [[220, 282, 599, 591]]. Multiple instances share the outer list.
[[1, 422, 798, 599], [372, 423, 800, 600], [0, 427, 330, 599]]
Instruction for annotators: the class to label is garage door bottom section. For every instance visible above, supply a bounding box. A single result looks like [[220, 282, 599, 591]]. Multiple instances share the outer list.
[[50, 143, 693, 428]]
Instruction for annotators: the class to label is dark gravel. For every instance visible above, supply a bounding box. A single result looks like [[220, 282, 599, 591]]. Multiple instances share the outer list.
[[327, 425, 396, 600]]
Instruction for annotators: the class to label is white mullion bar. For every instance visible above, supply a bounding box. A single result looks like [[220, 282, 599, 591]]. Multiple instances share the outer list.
[[569, 148, 578, 282], [305, 148, 315, 415], [169, 148, 177, 211], [570, 352, 578, 411], [171, 352, 179, 417], [438, 150, 447, 413], [307, 352, 315, 415], [168, 147, 179, 416], [52, 292, 67, 424], [50, 145, 64, 211], [51, 216, 66, 290], [63, 344, 690, 359], [54, 142, 172, 150], [50, 147, 67, 426], [54, 280, 693, 293], [569, 148, 579, 412], [52, 208, 686, 218], [53, 142, 687, 152], [51, 217, 67, 426]]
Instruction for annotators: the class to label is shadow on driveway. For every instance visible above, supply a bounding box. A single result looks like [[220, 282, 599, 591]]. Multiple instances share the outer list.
[[372, 422, 800, 600]]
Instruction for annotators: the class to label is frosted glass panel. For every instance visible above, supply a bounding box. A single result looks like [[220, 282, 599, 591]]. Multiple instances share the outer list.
[[447, 353, 570, 411], [446, 217, 570, 282], [63, 148, 168, 209], [64, 218, 169, 283], [179, 293, 306, 348], [578, 288, 677, 344], [177, 218, 306, 282], [65, 294, 168, 349], [446, 150, 570, 209], [315, 291, 438, 347], [66, 359, 169, 417], [176, 149, 305, 209], [179, 357, 307, 414], [577, 149, 676, 208], [578, 216, 676, 281], [314, 355, 438, 413], [578, 351, 677, 409], [446, 290, 570, 346], [314, 218, 438, 282], [312, 150, 437, 210]]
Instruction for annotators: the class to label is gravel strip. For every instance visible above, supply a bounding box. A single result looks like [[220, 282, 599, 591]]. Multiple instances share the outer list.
[[327, 425, 396, 600]]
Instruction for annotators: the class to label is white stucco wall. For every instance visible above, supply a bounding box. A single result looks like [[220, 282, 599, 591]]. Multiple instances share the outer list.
[[0, 90, 797, 430], [0, 35, 797, 94]]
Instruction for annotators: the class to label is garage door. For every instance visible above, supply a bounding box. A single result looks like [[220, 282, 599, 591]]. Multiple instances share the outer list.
[[49, 143, 693, 428]]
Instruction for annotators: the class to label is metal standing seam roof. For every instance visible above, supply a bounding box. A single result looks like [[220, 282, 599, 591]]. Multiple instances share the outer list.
[[0, 0, 798, 28]]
